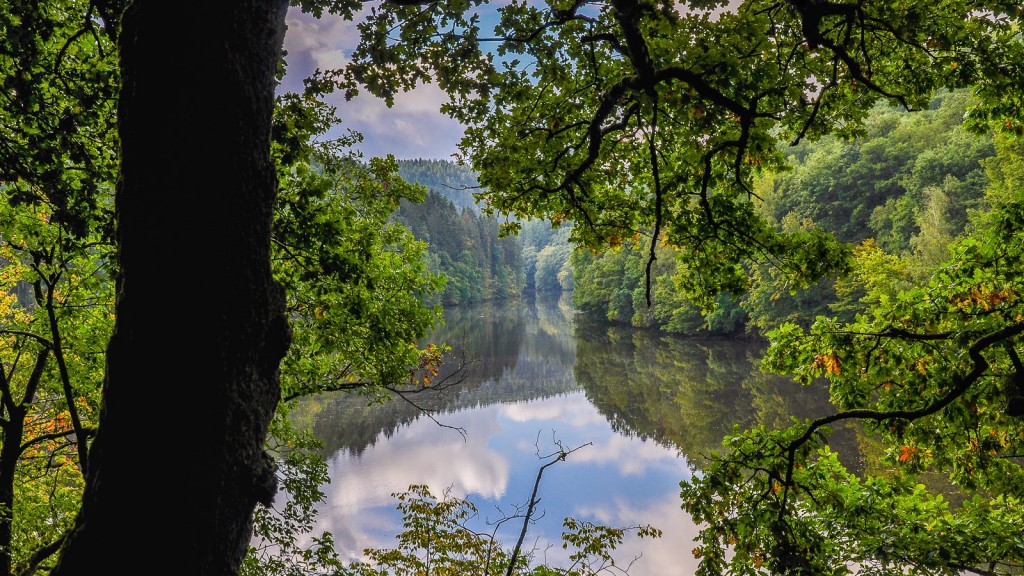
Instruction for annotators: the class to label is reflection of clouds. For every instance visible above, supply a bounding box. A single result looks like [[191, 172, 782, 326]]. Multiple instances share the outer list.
[[571, 493, 704, 576], [312, 407, 510, 561], [571, 434, 679, 476], [294, 389, 704, 573], [500, 395, 687, 478], [501, 395, 606, 428]]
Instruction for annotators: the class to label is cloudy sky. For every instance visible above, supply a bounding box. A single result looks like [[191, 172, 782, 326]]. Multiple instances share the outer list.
[[280, 6, 465, 160]]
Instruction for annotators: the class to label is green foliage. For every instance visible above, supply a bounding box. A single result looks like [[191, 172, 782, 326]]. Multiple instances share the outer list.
[[0, 2, 118, 572], [571, 240, 746, 335], [8, 0, 1024, 572], [740, 215, 841, 333], [534, 240, 574, 293], [982, 133, 1024, 207], [829, 240, 913, 323], [242, 95, 450, 574], [244, 415, 343, 576], [681, 182, 1024, 573], [393, 185, 524, 305], [271, 100, 446, 394], [310, 0, 1024, 571], [1, 13, 447, 572], [771, 91, 994, 254], [519, 221, 573, 293], [329, 0, 1024, 310], [567, 95, 999, 336], [343, 484, 660, 576], [0, 202, 110, 575], [0, 0, 119, 241], [348, 485, 516, 576]]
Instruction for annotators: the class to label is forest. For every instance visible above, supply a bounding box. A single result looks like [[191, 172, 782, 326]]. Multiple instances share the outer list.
[[398, 90, 1007, 343], [393, 160, 524, 304], [570, 89, 1009, 337], [2, 0, 1024, 575]]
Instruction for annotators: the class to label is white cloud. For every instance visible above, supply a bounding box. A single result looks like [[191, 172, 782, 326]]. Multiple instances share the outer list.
[[327, 82, 464, 160], [569, 434, 680, 476], [281, 10, 361, 92]]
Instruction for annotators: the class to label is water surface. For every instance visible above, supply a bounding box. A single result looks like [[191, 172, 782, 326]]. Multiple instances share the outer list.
[[295, 294, 848, 574]]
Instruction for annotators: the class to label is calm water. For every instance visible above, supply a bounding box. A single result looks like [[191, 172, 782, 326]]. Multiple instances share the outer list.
[[293, 294, 850, 574]]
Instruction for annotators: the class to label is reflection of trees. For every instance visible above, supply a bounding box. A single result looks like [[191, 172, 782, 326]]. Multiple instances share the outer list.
[[743, 369, 865, 477], [574, 321, 870, 473], [524, 292, 577, 366], [300, 294, 876, 474], [435, 299, 526, 381], [574, 321, 761, 465], [299, 296, 579, 456]]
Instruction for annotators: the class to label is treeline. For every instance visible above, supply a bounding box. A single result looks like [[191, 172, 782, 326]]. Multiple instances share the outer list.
[[394, 160, 524, 304], [571, 90, 1001, 336]]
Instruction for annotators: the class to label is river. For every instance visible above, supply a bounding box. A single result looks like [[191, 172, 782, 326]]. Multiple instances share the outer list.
[[292, 293, 854, 575]]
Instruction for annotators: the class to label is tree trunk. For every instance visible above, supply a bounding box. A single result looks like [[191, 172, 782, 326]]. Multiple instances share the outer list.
[[52, 1, 290, 574], [0, 407, 27, 576]]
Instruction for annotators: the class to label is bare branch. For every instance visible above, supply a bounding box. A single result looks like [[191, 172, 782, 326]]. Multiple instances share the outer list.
[[505, 437, 592, 576]]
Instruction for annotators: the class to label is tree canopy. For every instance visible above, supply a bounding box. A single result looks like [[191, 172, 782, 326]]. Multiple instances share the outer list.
[[335, 0, 1024, 306]]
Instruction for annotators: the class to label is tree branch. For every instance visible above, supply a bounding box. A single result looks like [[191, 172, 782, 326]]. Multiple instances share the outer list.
[[16, 532, 67, 576], [783, 320, 1024, 486], [505, 439, 592, 576]]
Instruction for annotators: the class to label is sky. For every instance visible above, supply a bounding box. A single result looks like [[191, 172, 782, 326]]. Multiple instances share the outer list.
[[280, 6, 465, 160]]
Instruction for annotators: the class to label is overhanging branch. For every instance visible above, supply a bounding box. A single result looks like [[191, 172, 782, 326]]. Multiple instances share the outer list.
[[782, 320, 1024, 486]]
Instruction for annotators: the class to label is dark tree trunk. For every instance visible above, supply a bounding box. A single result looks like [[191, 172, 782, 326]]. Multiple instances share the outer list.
[[0, 406, 27, 576], [52, 1, 290, 574]]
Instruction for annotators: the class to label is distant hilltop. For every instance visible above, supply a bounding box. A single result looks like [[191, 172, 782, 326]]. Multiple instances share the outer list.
[[397, 159, 481, 213]]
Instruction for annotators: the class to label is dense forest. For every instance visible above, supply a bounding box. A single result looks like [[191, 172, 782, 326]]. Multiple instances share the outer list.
[[396, 159, 479, 212], [519, 220, 574, 293], [394, 160, 524, 304], [570, 90, 1003, 336], [393, 91, 1000, 340]]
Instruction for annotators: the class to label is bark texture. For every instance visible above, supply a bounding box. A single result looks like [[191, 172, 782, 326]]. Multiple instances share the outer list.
[[52, 1, 290, 574]]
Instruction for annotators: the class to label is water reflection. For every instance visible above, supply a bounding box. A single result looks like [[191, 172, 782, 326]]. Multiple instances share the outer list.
[[294, 293, 855, 573], [573, 319, 861, 471]]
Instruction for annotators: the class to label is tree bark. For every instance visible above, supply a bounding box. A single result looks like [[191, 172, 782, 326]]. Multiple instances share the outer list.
[[52, 1, 290, 574]]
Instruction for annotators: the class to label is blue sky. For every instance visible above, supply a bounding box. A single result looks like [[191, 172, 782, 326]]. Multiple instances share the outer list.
[[281, 5, 466, 160]]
